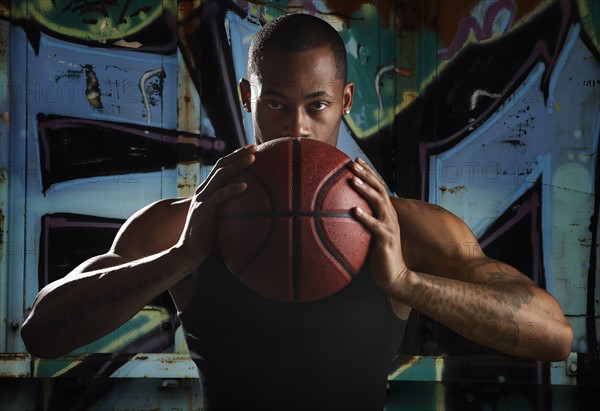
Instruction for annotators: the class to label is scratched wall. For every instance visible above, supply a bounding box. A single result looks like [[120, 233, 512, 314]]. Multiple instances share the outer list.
[[0, 0, 598, 410]]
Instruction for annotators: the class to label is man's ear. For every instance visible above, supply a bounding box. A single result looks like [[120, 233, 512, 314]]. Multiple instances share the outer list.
[[343, 82, 354, 115], [239, 78, 252, 112]]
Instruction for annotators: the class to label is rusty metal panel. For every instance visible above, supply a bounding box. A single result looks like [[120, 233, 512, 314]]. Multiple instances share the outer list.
[[0, 18, 9, 354], [0, 353, 30, 378]]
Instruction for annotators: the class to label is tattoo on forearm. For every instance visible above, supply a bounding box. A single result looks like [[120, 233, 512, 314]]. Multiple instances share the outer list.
[[484, 261, 533, 314], [405, 259, 535, 352]]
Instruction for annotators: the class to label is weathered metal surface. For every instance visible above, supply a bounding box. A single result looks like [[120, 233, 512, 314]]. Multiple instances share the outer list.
[[389, 355, 575, 385], [0, 353, 30, 377], [0, 18, 9, 355], [0, 353, 197, 378]]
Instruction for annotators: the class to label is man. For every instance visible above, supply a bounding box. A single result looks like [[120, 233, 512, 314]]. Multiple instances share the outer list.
[[22, 13, 572, 411]]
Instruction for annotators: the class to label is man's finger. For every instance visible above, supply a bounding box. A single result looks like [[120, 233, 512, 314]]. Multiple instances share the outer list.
[[207, 182, 248, 206], [352, 158, 387, 194], [195, 148, 255, 196]]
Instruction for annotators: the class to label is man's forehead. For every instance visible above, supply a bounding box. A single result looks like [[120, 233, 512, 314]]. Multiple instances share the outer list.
[[252, 47, 338, 77], [249, 74, 344, 98]]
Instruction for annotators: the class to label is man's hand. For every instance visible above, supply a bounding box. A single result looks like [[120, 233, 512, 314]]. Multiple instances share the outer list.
[[350, 157, 408, 293], [175, 144, 256, 271]]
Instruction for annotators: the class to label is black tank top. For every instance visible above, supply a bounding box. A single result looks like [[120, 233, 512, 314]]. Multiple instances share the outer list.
[[178, 253, 407, 411]]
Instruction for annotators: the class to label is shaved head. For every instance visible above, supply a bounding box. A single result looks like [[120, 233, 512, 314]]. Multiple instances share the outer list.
[[248, 13, 347, 82]]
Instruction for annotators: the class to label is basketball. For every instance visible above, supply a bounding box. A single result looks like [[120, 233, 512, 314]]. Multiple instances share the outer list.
[[216, 137, 373, 303]]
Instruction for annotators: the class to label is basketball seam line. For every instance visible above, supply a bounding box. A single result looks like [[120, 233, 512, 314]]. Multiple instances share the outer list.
[[217, 211, 355, 218], [313, 161, 357, 280], [224, 144, 358, 300], [292, 138, 301, 301], [230, 167, 278, 281]]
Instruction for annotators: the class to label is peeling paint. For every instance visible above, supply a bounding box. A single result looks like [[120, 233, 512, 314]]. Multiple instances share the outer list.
[[84, 64, 102, 110], [0, 353, 31, 378], [114, 39, 143, 49], [581, 79, 599, 87], [0, 209, 4, 252], [439, 185, 467, 194], [140, 68, 165, 125], [53, 68, 84, 83], [500, 139, 526, 147]]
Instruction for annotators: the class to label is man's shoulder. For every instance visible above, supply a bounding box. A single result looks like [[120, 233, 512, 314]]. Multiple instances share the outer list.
[[389, 196, 468, 233], [127, 196, 191, 225], [390, 196, 448, 216], [390, 195, 479, 248], [142, 196, 191, 213]]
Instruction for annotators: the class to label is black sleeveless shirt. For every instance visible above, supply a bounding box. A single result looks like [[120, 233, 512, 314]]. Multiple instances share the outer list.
[[178, 253, 407, 411]]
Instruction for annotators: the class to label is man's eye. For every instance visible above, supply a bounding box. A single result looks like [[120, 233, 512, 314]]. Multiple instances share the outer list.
[[266, 101, 283, 110], [311, 102, 327, 111]]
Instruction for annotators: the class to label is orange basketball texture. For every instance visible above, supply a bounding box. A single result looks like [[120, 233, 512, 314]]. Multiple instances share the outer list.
[[217, 137, 373, 302]]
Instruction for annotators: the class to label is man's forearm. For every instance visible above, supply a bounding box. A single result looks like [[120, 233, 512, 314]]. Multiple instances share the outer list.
[[391, 260, 573, 361], [21, 245, 192, 358]]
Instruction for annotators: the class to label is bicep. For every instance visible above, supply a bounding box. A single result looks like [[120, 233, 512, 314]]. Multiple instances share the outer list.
[[109, 197, 186, 261], [65, 213, 149, 276], [63, 252, 129, 279], [394, 198, 487, 280], [464, 257, 536, 286], [62, 197, 185, 280], [63, 201, 169, 279]]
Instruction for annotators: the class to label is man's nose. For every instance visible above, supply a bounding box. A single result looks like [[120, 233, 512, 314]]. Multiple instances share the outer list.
[[283, 108, 310, 138]]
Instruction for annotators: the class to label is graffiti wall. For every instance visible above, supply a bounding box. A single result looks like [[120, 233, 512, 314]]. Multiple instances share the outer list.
[[0, 0, 598, 410]]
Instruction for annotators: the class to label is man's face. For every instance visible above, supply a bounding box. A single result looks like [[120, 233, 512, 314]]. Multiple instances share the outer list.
[[240, 47, 353, 147]]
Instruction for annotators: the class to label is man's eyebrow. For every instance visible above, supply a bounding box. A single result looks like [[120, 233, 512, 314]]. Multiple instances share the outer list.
[[260, 89, 335, 100], [304, 90, 334, 99]]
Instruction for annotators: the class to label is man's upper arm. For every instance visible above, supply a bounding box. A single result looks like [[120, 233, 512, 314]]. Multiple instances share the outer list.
[[393, 197, 535, 284], [393, 197, 486, 281], [66, 198, 186, 278], [111, 197, 186, 259]]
